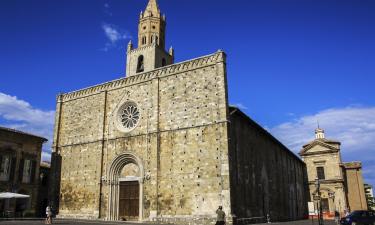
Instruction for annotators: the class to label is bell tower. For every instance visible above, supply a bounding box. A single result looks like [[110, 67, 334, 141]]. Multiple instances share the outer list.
[[138, 0, 165, 49], [126, 0, 174, 77], [315, 127, 325, 139]]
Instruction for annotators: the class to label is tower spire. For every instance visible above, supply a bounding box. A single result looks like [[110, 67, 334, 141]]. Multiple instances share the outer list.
[[138, 0, 165, 48], [125, 0, 174, 77], [145, 0, 160, 16]]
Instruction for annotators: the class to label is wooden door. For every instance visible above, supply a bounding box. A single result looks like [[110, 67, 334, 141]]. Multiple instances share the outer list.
[[119, 181, 139, 220], [321, 198, 329, 212]]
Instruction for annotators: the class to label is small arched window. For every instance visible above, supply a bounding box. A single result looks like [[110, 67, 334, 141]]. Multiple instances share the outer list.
[[151, 35, 159, 45], [137, 55, 144, 73], [142, 36, 146, 45]]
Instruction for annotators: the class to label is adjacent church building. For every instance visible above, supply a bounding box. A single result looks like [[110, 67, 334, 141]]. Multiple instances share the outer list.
[[50, 0, 308, 224], [300, 128, 367, 218]]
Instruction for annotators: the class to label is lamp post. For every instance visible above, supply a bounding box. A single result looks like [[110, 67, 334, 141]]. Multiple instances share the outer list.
[[328, 192, 335, 211], [329, 192, 338, 224], [315, 178, 324, 225]]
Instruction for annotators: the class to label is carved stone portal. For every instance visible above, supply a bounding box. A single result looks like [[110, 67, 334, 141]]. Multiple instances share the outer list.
[[107, 153, 144, 221]]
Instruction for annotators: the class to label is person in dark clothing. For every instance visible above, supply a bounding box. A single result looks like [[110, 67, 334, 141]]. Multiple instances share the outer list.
[[334, 210, 340, 224], [215, 206, 226, 225]]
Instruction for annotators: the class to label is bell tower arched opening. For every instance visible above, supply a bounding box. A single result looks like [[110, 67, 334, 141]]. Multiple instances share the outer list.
[[136, 55, 144, 73]]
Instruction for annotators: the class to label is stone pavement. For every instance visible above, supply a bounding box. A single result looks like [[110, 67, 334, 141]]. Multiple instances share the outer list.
[[257, 220, 336, 225], [0, 219, 337, 225]]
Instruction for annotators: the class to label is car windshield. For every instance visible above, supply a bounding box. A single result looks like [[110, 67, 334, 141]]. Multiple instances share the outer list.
[[349, 211, 365, 217]]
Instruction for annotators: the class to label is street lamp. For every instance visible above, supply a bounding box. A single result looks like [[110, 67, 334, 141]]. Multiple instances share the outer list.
[[328, 192, 335, 211], [329, 192, 338, 223], [315, 178, 324, 225]]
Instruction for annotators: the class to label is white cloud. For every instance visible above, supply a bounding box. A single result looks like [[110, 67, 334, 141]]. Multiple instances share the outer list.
[[104, 3, 113, 16], [269, 106, 375, 186], [0, 92, 54, 162], [41, 151, 51, 163], [101, 23, 131, 51]]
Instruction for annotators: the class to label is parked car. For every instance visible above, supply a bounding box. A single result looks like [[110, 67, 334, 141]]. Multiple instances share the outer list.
[[340, 210, 375, 225]]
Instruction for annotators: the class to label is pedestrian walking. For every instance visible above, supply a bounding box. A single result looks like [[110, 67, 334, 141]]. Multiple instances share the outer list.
[[334, 210, 340, 224], [215, 206, 226, 225], [45, 205, 52, 224]]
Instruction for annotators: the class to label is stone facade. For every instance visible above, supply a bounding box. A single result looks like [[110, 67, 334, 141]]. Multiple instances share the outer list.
[[51, 0, 308, 223], [300, 128, 367, 218], [0, 126, 47, 217], [228, 108, 308, 222], [52, 50, 230, 222], [364, 184, 375, 210]]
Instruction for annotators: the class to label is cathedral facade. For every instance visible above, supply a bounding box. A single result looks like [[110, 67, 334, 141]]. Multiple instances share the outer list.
[[300, 128, 367, 218], [50, 0, 308, 224]]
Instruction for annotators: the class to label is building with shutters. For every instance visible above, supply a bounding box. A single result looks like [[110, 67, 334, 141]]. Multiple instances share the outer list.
[[0, 126, 47, 217], [50, 0, 309, 224], [300, 128, 367, 218], [364, 184, 375, 210]]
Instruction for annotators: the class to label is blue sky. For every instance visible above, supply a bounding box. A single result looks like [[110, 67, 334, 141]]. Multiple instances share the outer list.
[[0, 0, 374, 186]]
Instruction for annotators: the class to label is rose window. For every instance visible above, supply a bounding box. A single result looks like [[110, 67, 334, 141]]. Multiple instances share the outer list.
[[117, 102, 140, 132]]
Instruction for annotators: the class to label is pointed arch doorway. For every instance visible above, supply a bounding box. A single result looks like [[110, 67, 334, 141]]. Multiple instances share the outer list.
[[107, 153, 144, 221]]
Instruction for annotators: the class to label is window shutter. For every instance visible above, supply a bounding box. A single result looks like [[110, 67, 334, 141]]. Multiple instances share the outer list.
[[19, 158, 24, 182], [9, 157, 16, 182], [30, 160, 36, 183]]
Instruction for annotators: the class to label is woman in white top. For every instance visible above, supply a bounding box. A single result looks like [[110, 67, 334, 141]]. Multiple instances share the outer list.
[[45, 205, 52, 224]]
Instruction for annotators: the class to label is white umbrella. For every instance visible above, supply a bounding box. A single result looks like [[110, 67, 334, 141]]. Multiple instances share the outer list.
[[0, 192, 30, 199]]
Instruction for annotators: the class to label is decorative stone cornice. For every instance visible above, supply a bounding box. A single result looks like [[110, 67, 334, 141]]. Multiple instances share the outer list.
[[299, 139, 340, 156], [300, 149, 339, 157], [128, 44, 157, 54], [61, 51, 225, 102], [308, 179, 345, 185], [341, 161, 362, 169]]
